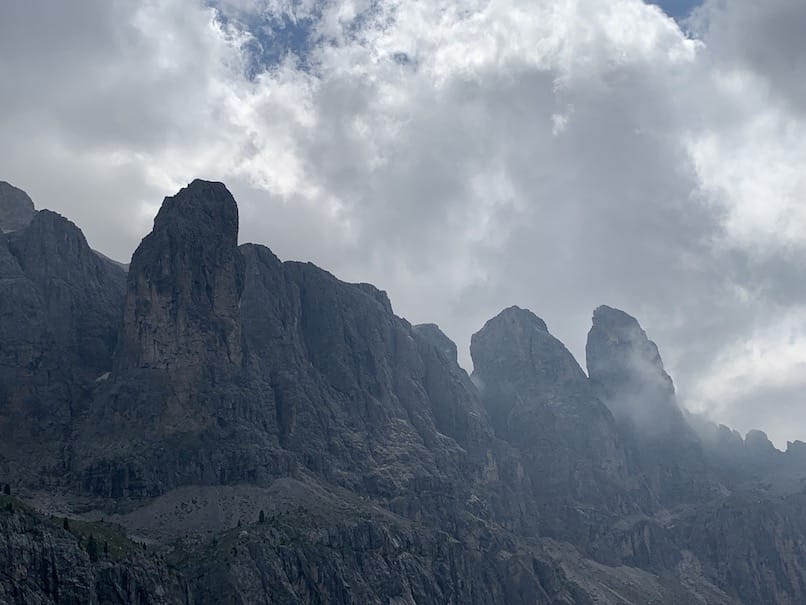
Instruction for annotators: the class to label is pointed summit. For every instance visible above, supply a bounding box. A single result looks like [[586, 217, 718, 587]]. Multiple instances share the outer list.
[[151, 179, 239, 239], [8, 209, 126, 372], [116, 179, 244, 373], [471, 306, 633, 538], [0, 181, 36, 232], [471, 306, 583, 425], [414, 323, 459, 364], [471, 305, 617, 438], [586, 305, 688, 439]]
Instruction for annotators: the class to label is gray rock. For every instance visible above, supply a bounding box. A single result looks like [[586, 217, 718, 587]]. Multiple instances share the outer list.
[[586, 305, 685, 438], [0, 496, 185, 604], [8, 210, 126, 374], [116, 179, 244, 374], [586, 305, 721, 506], [673, 491, 806, 604], [5, 179, 806, 604], [0, 181, 35, 232], [470, 306, 642, 550], [0, 205, 125, 486]]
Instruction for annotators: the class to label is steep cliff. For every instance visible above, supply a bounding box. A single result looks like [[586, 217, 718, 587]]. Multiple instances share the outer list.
[[116, 179, 244, 374], [3, 179, 806, 604], [470, 306, 643, 547], [0, 181, 35, 232], [0, 494, 186, 604], [586, 305, 721, 506], [0, 206, 125, 486]]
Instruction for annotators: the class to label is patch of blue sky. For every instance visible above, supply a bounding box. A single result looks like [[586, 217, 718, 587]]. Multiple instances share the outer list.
[[210, 0, 705, 79], [209, 2, 318, 78], [649, 0, 703, 21]]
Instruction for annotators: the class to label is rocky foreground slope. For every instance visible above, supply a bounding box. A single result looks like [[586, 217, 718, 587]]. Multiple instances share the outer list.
[[2, 179, 806, 604]]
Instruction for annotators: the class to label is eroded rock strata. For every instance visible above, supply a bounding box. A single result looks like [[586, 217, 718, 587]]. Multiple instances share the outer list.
[[0, 179, 804, 604]]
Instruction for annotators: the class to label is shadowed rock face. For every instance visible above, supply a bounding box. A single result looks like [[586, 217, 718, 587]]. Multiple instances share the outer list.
[[9, 210, 126, 375], [470, 306, 641, 546], [0, 181, 35, 232], [415, 323, 459, 363], [78, 181, 257, 496], [76, 184, 493, 510], [5, 179, 806, 604], [117, 179, 244, 374], [0, 207, 125, 483], [586, 305, 722, 507], [586, 305, 685, 438], [237, 246, 493, 516], [472, 307, 606, 436]]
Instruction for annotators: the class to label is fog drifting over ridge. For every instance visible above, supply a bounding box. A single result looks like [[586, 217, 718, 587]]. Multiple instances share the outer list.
[[2, 0, 806, 447]]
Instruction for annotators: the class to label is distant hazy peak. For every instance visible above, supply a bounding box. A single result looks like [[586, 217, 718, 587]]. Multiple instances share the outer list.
[[592, 304, 640, 327], [745, 429, 777, 455], [476, 305, 549, 335], [470, 305, 591, 401], [414, 323, 458, 363], [587, 304, 673, 394], [0, 180, 36, 232], [587, 305, 693, 441]]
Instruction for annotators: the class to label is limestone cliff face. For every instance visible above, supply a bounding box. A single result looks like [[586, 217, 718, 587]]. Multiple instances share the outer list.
[[586, 305, 689, 437], [238, 245, 493, 519], [78, 180, 249, 483], [77, 186, 492, 509], [117, 179, 244, 375], [9, 210, 126, 376], [78, 182, 254, 495], [6, 179, 806, 604], [470, 306, 641, 547], [0, 181, 35, 232], [585, 305, 720, 505], [0, 207, 125, 484], [0, 496, 185, 604], [675, 492, 806, 605]]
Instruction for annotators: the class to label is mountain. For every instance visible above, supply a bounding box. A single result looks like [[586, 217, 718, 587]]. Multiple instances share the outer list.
[[586, 305, 722, 506], [470, 306, 644, 550], [1, 179, 806, 604], [0, 181, 35, 232], [0, 202, 126, 488]]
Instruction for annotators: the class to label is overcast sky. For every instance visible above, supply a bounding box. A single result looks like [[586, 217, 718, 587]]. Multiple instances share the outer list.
[[2, 0, 806, 448]]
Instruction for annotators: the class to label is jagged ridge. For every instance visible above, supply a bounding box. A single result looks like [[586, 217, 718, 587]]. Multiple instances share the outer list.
[[0, 180, 805, 604]]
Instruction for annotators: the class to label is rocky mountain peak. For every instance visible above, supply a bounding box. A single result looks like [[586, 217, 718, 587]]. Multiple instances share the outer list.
[[471, 306, 633, 541], [587, 305, 673, 389], [414, 323, 458, 364], [470, 306, 578, 399], [0, 181, 36, 232], [151, 179, 239, 238], [116, 179, 244, 372], [586, 305, 685, 436], [484, 305, 548, 333], [3, 176, 806, 604], [6, 208, 126, 373], [469, 306, 551, 390], [8, 210, 96, 278], [745, 429, 777, 455]]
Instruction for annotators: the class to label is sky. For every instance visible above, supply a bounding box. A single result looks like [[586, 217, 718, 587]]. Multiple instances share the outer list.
[[652, 0, 701, 20], [2, 0, 806, 448]]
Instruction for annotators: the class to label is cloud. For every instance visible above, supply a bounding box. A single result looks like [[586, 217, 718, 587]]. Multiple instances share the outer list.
[[2, 0, 806, 446], [685, 308, 806, 445], [691, 0, 806, 115]]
